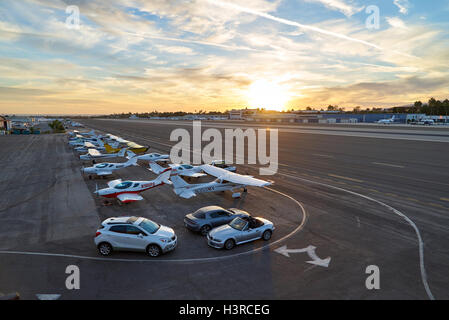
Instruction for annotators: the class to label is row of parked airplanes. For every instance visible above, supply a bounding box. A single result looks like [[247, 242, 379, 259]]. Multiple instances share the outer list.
[[68, 129, 275, 256], [69, 129, 272, 203]]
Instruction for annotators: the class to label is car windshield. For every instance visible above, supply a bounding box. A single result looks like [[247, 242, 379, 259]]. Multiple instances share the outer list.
[[139, 219, 160, 234], [229, 218, 247, 231]]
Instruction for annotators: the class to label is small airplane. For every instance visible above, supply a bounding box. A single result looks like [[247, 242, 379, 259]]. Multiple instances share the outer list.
[[81, 156, 138, 177], [149, 162, 207, 178], [104, 141, 149, 154], [74, 141, 105, 153], [94, 171, 172, 203], [378, 115, 395, 124], [80, 148, 127, 161], [169, 164, 272, 199], [126, 151, 170, 162]]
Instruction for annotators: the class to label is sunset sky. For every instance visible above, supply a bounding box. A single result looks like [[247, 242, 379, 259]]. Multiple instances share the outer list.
[[0, 0, 448, 115]]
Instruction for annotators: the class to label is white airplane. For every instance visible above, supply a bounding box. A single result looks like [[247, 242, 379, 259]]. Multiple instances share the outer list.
[[94, 171, 172, 203], [169, 164, 272, 199], [149, 162, 207, 178], [74, 141, 105, 153], [126, 151, 170, 162], [81, 157, 138, 177], [80, 148, 127, 161], [378, 115, 395, 124]]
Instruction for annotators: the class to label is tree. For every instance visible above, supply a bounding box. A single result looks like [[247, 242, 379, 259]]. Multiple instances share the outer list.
[[48, 120, 65, 133]]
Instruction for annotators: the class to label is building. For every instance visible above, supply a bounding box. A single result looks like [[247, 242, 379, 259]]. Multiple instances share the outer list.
[[0, 116, 12, 132], [229, 109, 244, 120]]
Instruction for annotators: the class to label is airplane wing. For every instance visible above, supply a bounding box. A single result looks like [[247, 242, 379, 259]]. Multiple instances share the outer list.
[[107, 179, 122, 188], [84, 142, 96, 148], [88, 149, 101, 157], [180, 171, 207, 178], [117, 193, 144, 202], [179, 190, 197, 199], [200, 164, 271, 187], [96, 171, 113, 176]]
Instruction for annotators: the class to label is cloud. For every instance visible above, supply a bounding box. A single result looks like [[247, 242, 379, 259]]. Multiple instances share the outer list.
[[206, 0, 383, 50], [394, 0, 410, 15], [304, 0, 363, 17], [386, 17, 408, 29]]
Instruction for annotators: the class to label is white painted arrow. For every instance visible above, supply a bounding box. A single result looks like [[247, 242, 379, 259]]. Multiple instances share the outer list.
[[274, 245, 331, 267]]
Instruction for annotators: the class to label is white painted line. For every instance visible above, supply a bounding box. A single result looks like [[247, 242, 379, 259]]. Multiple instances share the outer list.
[[277, 171, 435, 300], [313, 154, 334, 158], [328, 174, 364, 183], [372, 162, 405, 168], [440, 198, 449, 203]]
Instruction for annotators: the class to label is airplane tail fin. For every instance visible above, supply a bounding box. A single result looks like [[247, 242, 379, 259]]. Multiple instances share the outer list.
[[126, 150, 136, 159], [392, 115, 395, 120], [125, 157, 138, 167], [97, 139, 104, 148], [149, 161, 165, 174], [104, 143, 114, 153], [118, 148, 126, 157], [154, 170, 172, 185], [170, 175, 190, 189]]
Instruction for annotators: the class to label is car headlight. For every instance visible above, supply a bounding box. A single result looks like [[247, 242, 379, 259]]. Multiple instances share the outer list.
[[160, 238, 170, 243]]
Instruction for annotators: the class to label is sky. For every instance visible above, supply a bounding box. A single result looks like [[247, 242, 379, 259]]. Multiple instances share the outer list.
[[0, 0, 448, 115]]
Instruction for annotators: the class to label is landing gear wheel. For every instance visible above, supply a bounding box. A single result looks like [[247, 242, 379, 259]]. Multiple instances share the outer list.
[[200, 225, 211, 236], [98, 242, 112, 256], [147, 244, 161, 257], [224, 239, 235, 250], [262, 230, 272, 241]]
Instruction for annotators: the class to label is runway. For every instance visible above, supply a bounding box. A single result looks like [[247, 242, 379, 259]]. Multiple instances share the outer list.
[[0, 120, 448, 300]]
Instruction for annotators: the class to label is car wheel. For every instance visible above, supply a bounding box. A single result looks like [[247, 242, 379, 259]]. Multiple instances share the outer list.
[[224, 239, 235, 250], [98, 242, 112, 256], [147, 244, 161, 257], [200, 225, 211, 236], [262, 230, 272, 241]]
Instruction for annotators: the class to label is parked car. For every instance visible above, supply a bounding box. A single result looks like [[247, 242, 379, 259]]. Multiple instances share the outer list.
[[94, 216, 177, 257], [184, 206, 249, 235], [207, 216, 275, 250]]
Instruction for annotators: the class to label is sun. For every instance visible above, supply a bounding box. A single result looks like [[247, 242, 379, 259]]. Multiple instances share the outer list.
[[247, 79, 290, 111]]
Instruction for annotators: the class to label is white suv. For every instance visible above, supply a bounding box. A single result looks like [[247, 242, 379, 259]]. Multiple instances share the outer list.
[[94, 216, 177, 257]]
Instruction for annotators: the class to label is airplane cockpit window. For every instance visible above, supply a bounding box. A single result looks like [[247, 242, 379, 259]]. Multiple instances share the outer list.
[[97, 163, 108, 168], [154, 154, 160, 157], [133, 183, 140, 188], [115, 181, 133, 189], [181, 164, 193, 169]]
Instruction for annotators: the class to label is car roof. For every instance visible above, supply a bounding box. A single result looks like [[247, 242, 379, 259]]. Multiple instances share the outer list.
[[103, 216, 142, 225], [197, 206, 226, 213]]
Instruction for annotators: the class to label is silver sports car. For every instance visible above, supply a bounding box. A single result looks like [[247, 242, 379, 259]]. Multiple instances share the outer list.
[[207, 216, 275, 250]]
